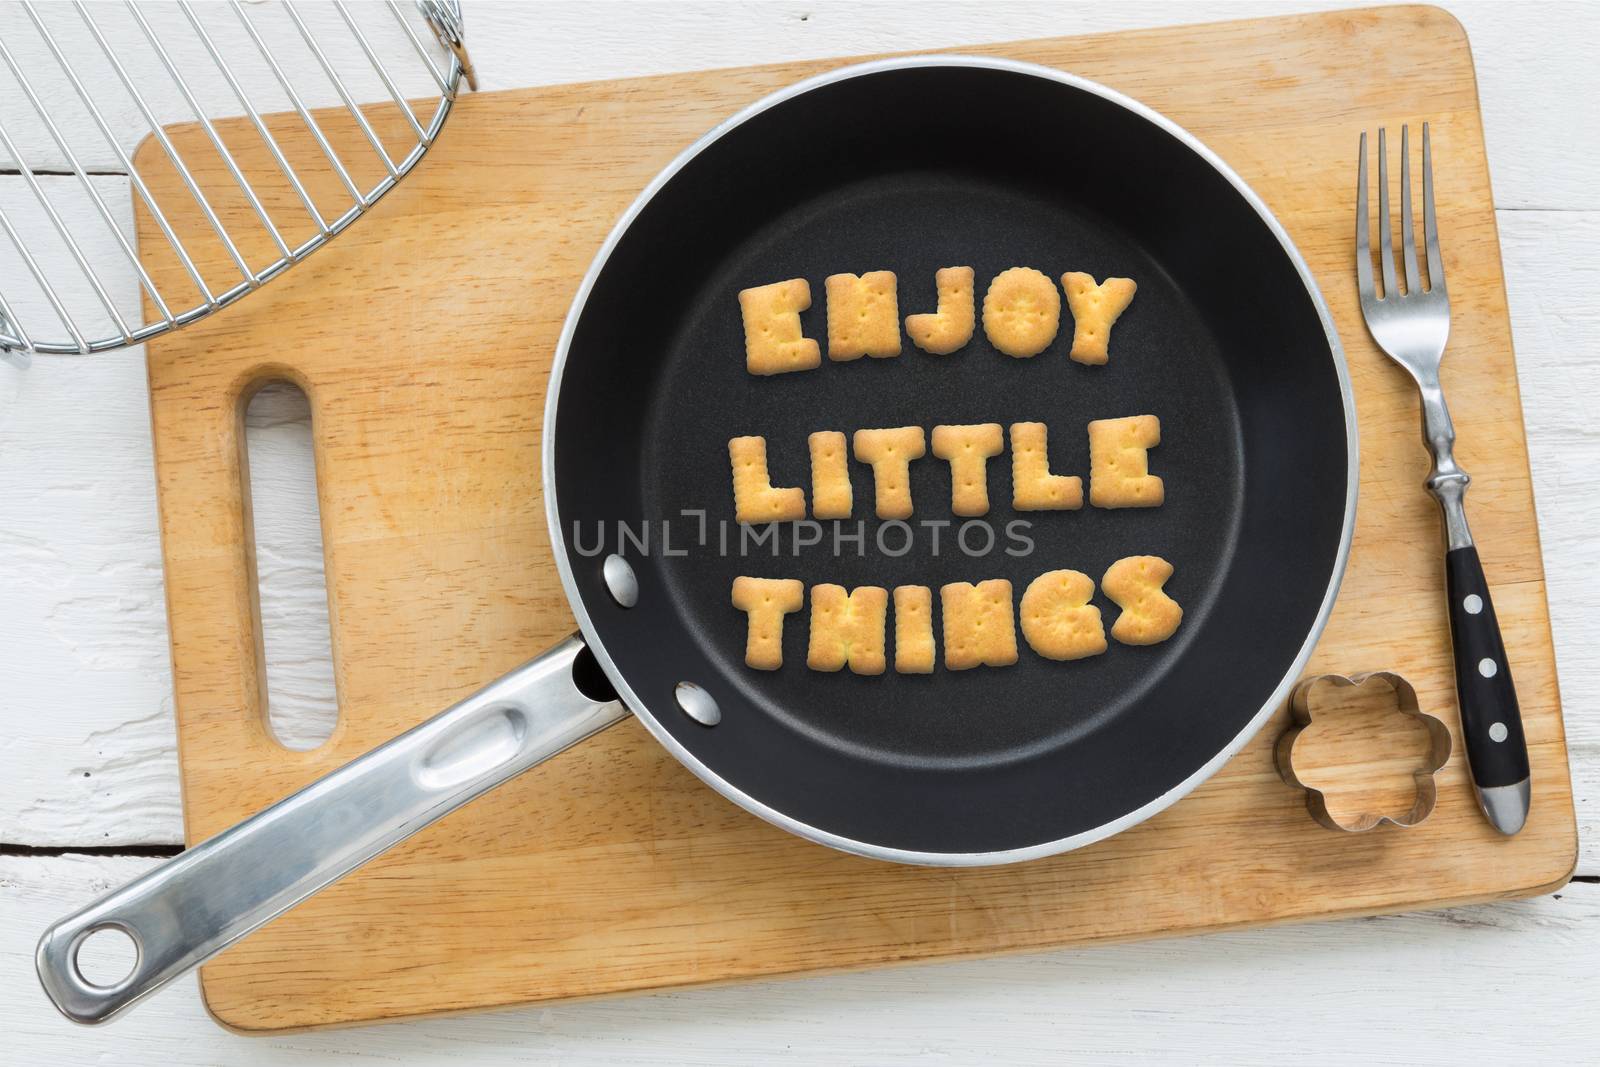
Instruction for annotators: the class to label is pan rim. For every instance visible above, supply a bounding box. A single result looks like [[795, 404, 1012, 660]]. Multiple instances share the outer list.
[[542, 54, 1358, 866]]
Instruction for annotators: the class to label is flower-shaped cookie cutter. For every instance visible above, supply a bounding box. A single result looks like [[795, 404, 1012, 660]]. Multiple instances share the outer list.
[[1276, 671, 1453, 832]]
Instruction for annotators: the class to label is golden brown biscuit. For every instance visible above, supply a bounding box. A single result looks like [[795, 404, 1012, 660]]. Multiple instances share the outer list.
[[807, 583, 889, 675], [1102, 555, 1183, 645], [729, 435, 807, 523], [1009, 422, 1084, 511], [739, 279, 821, 376], [904, 266, 976, 355], [731, 576, 804, 670], [852, 426, 927, 520], [808, 430, 852, 519], [940, 579, 1019, 670], [825, 270, 901, 361], [931, 423, 1004, 516], [1019, 569, 1107, 661], [1088, 415, 1164, 509], [1061, 272, 1137, 365], [893, 585, 936, 674], [981, 267, 1060, 358]]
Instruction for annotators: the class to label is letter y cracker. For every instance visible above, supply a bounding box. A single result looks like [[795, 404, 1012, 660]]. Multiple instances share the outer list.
[[1061, 272, 1137, 365]]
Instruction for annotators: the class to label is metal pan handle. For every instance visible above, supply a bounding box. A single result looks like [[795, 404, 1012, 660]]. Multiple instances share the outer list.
[[36, 635, 629, 1025]]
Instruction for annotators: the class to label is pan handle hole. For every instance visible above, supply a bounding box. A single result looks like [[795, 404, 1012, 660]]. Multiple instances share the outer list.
[[242, 380, 338, 751], [571, 644, 619, 704]]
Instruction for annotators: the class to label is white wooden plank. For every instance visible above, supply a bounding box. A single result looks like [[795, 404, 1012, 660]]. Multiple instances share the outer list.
[[5, 854, 1598, 1062]]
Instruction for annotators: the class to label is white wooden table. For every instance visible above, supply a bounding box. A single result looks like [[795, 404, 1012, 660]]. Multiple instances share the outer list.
[[3, 2, 1596, 1061]]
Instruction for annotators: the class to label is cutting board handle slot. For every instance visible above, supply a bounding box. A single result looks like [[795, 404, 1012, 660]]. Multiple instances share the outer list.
[[236, 370, 341, 753]]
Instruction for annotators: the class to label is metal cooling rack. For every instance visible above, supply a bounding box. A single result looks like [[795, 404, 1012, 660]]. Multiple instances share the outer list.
[[0, 0, 475, 366]]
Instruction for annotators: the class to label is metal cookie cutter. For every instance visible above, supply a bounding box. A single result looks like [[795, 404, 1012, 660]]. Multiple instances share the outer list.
[[1276, 671, 1453, 832]]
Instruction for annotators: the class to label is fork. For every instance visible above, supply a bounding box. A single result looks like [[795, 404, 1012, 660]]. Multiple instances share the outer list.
[[1356, 123, 1528, 834]]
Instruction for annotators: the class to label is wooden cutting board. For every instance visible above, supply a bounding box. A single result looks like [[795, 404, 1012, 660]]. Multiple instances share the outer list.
[[138, 5, 1576, 1032]]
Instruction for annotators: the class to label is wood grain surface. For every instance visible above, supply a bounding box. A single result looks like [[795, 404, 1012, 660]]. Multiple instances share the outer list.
[[133, 5, 1577, 1032]]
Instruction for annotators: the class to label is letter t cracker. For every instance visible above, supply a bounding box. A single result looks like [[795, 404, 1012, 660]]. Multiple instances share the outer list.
[[932, 423, 1004, 516], [731, 576, 805, 670], [853, 426, 927, 520], [807, 584, 890, 675]]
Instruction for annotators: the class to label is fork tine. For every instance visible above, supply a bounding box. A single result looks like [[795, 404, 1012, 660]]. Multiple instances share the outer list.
[[1356, 131, 1374, 299], [1400, 125, 1421, 296], [1422, 122, 1445, 294], [1377, 128, 1398, 300]]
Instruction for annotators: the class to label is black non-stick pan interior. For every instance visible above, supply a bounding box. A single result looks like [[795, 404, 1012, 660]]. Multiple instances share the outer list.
[[551, 62, 1350, 858]]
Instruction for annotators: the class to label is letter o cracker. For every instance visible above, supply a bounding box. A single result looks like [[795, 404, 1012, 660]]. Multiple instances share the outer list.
[[893, 585, 936, 674], [905, 266, 976, 355], [940, 579, 1019, 670], [1102, 555, 1183, 645], [1088, 415, 1164, 509], [731, 576, 804, 670], [807, 583, 889, 675], [825, 270, 901, 361], [1009, 422, 1083, 511], [1020, 569, 1107, 661], [739, 279, 821, 376], [1062, 272, 1137, 365], [853, 426, 927, 520], [982, 267, 1060, 358], [729, 435, 807, 523], [931, 423, 1004, 517]]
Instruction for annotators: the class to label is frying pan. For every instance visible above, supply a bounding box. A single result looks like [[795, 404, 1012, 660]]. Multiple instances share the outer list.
[[38, 56, 1356, 1024]]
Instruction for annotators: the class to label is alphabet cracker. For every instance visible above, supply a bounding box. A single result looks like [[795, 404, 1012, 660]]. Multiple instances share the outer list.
[[1088, 414, 1164, 509], [1009, 421, 1083, 511], [1020, 569, 1107, 661], [807, 583, 889, 675], [1061, 272, 1137, 365], [1102, 555, 1183, 645], [825, 270, 901, 361], [731, 576, 804, 670], [931, 423, 1004, 516], [982, 267, 1060, 358], [904, 266, 975, 355], [729, 435, 807, 523], [808, 430, 853, 519], [853, 425, 927, 520], [893, 585, 936, 674], [940, 579, 1019, 670], [739, 279, 821, 376]]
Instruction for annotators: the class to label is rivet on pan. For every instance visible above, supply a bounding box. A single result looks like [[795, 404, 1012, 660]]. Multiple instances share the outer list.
[[675, 682, 720, 727], [602, 554, 638, 608]]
